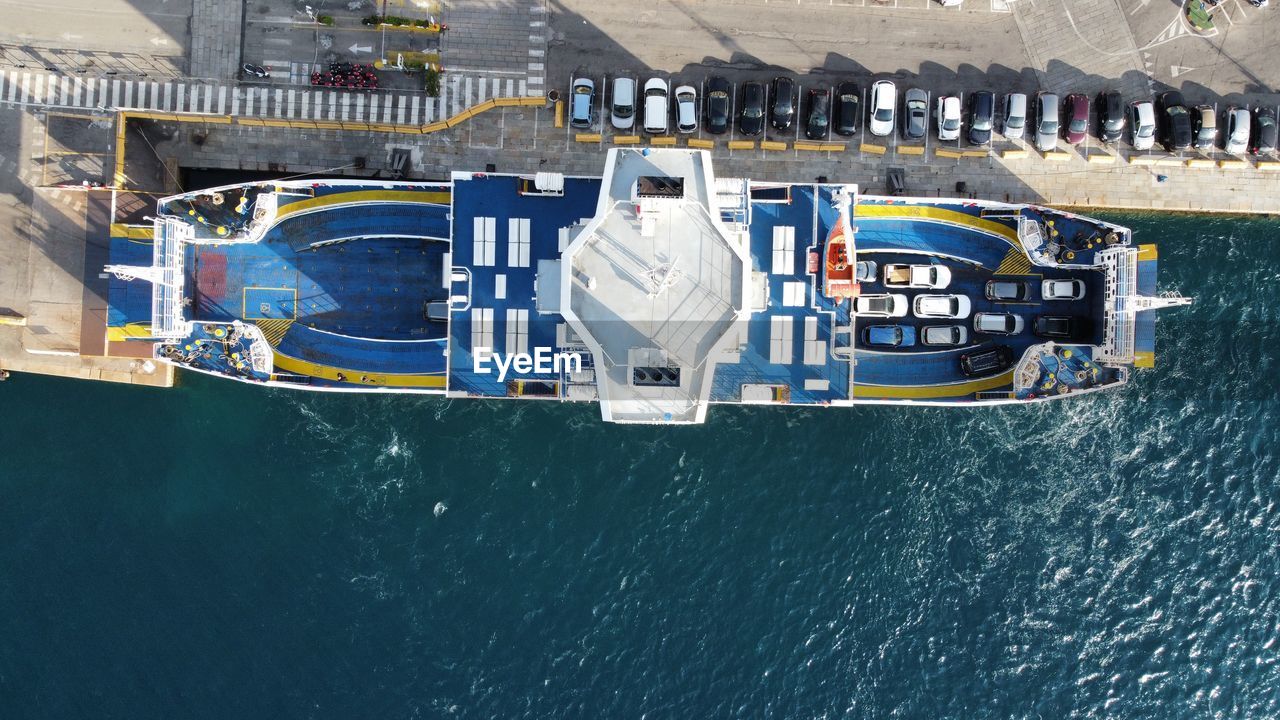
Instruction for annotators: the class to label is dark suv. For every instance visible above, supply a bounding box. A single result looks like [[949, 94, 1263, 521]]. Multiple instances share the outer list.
[[1157, 91, 1192, 151], [1251, 107, 1278, 155], [967, 91, 995, 146], [770, 76, 796, 131], [959, 345, 1014, 377], [704, 76, 731, 135], [739, 81, 765, 136], [1097, 90, 1125, 143]]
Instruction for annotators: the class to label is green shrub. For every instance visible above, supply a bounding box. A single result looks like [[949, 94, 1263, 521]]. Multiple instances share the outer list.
[[424, 68, 441, 97]]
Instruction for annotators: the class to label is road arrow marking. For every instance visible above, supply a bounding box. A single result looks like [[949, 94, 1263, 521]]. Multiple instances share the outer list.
[[1171, 65, 1197, 78], [349, 44, 372, 55]]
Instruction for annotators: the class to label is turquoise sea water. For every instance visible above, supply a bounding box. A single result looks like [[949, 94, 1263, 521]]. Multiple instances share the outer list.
[[1, 213, 1277, 718]]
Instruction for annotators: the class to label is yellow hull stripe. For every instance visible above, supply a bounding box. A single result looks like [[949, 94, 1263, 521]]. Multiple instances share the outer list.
[[110, 224, 155, 240], [854, 370, 1015, 399], [106, 322, 152, 341], [271, 350, 447, 388], [854, 203, 1021, 247], [1137, 244, 1158, 261], [275, 190, 451, 220], [1134, 351, 1155, 368]]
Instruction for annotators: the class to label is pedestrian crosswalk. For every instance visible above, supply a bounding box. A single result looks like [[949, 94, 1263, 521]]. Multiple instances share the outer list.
[[0, 70, 536, 124]]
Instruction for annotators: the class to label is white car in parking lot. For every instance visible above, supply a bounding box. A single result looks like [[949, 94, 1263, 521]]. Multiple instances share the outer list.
[[643, 78, 670, 135], [674, 85, 698, 133], [854, 293, 908, 318], [936, 96, 962, 141], [913, 294, 971, 319], [869, 80, 896, 137]]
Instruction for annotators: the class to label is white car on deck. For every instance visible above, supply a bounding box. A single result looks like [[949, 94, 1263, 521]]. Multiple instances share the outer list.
[[1042, 279, 1086, 300], [869, 80, 897, 137], [854, 293, 908, 318], [882, 263, 951, 289], [913, 294, 972, 319]]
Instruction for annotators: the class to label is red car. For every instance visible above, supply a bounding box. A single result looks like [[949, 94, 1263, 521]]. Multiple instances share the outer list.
[[1063, 93, 1089, 145]]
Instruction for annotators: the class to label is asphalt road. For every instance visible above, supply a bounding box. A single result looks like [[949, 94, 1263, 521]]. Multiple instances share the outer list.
[[0, 0, 192, 77]]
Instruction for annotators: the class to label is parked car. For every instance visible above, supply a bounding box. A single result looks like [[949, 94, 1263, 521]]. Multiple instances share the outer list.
[[610, 76, 636, 130], [1130, 100, 1156, 151], [642, 78, 669, 134], [967, 91, 995, 146], [1034, 92, 1060, 152], [835, 81, 860, 136], [959, 345, 1015, 377], [1063, 93, 1089, 145], [882, 263, 951, 288], [1097, 90, 1125, 143], [1224, 106, 1251, 154], [984, 280, 1030, 302], [739, 81, 766, 136], [1034, 315, 1091, 341], [704, 76, 730, 134], [1192, 105, 1217, 151], [674, 85, 697, 133], [770, 76, 796, 131], [903, 88, 928, 141], [570, 77, 595, 129], [913, 294, 971, 319], [1251, 107, 1277, 154], [974, 312, 1025, 335], [854, 293, 908, 317], [863, 324, 917, 348], [869, 80, 896, 137], [921, 325, 969, 347], [855, 260, 878, 283], [936, 95, 961, 141], [1002, 92, 1027, 140], [1042, 278, 1086, 300], [806, 88, 830, 140], [1157, 91, 1192, 151]]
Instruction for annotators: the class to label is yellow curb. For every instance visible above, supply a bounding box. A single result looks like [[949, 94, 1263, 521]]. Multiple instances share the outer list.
[[860, 143, 887, 155], [897, 145, 925, 156], [1256, 160, 1280, 171], [613, 135, 641, 145], [1184, 158, 1216, 168], [554, 100, 564, 128], [1128, 154, 1159, 165], [1218, 159, 1248, 169], [1000, 149, 1029, 159], [422, 121, 449, 134], [963, 149, 990, 158], [649, 136, 676, 146], [794, 141, 845, 152], [687, 138, 715, 149], [575, 133, 602, 143], [761, 140, 789, 151], [1043, 151, 1072, 162], [1086, 153, 1117, 164], [936, 148, 964, 159], [728, 140, 757, 150]]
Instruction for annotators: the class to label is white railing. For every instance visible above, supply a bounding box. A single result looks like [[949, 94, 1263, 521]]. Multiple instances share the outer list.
[[151, 217, 190, 338], [1097, 247, 1138, 363]]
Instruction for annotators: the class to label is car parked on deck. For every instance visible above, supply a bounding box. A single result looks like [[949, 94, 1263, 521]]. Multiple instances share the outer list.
[[968, 91, 995, 146], [610, 76, 636, 130], [1157, 91, 1192, 151], [936, 95, 961, 141], [1097, 90, 1125, 143], [883, 263, 951, 289], [854, 293, 908, 318], [1034, 92, 1060, 152], [1192, 105, 1217, 151], [835, 81, 860, 136], [869, 80, 897, 137], [903, 88, 928, 141], [855, 260, 878, 283], [1034, 315, 1091, 341], [1042, 279, 1086, 300], [974, 312, 1025, 335], [739, 81, 766, 136], [984, 280, 1030, 302], [1130, 100, 1156, 151], [921, 325, 969, 347], [704, 76, 730, 134], [1251, 107, 1277, 154], [913, 294, 972, 319], [570, 77, 596, 129], [642, 78, 669, 134], [1063, 93, 1089, 145], [806, 88, 830, 140], [1002, 92, 1027, 140], [674, 85, 697, 133], [1224, 106, 1250, 154], [863, 325, 917, 348], [959, 345, 1015, 377], [770, 76, 796, 131]]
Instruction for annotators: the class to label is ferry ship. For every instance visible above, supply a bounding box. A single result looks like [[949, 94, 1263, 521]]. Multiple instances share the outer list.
[[105, 148, 1189, 424]]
